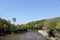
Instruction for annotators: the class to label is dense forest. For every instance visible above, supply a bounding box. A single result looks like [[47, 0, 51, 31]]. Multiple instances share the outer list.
[[0, 17, 60, 38]]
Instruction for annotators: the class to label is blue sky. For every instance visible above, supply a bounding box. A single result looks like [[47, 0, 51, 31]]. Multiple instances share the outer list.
[[0, 0, 60, 24]]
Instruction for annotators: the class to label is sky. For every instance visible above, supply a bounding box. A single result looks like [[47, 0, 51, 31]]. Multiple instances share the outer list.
[[0, 0, 60, 24]]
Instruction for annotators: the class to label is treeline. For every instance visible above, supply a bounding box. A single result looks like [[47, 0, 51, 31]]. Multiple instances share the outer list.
[[0, 18, 27, 36], [22, 17, 60, 37], [0, 17, 60, 37], [26, 17, 60, 37]]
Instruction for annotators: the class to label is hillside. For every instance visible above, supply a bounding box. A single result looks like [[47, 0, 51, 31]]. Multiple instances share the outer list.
[[20, 17, 60, 37], [0, 17, 60, 38]]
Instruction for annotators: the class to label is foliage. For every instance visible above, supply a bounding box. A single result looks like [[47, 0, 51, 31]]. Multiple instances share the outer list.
[[0, 17, 60, 37]]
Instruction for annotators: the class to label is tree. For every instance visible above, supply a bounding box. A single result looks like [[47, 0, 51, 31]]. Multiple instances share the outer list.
[[12, 18, 16, 22], [56, 20, 60, 32]]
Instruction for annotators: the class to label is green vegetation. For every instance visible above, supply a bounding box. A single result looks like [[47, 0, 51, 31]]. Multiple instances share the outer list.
[[0, 18, 27, 36], [0, 17, 60, 38]]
